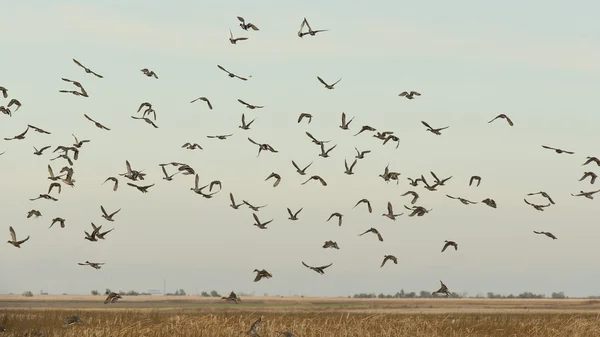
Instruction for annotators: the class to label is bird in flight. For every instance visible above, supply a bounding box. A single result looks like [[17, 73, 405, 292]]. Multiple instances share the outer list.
[[322, 240, 339, 249], [73, 59, 103, 78], [382, 202, 403, 220], [358, 227, 383, 242], [422, 121, 449, 135], [229, 29, 248, 44], [533, 231, 557, 240], [432, 280, 451, 297], [354, 198, 372, 213], [579, 172, 597, 184], [237, 16, 259, 31], [582, 157, 600, 166], [84, 114, 110, 130], [298, 18, 329, 37], [141, 68, 158, 79], [524, 198, 551, 211], [253, 213, 273, 229], [7, 226, 30, 248], [339, 112, 354, 130], [292, 160, 312, 175], [488, 114, 514, 126], [302, 261, 332, 275], [527, 191, 555, 204], [317, 76, 342, 89], [469, 175, 482, 187], [217, 65, 248, 81], [380, 255, 397, 267], [571, 189, 600, 200], [190, 96, 213, 110], [238, 99, 263, 109], [542, 145, 574, 154], [101, 206, 121, 222], [327, 213, 343, 227], [239, 114, 255, 130], [253, 269, 273, 282], [78, 261, 105, 270], [265, 172, 282, 187], [287, 207, 303, 221], [398, 91, 421, 99], [441, 240, 458, 252]]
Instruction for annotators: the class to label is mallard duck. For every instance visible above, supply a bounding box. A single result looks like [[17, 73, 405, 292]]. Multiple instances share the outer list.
[[253, 213, 273, 229], [533, 231, 557, 240], [317, 76, 341, 89], [353, 199, 372, 213], [104, 291, 122, 304], [441, 240, 458, 252], [327, 213, 343, 226], [344, 159, 357, 175], [265, 172, 282, 187], [73, 59, 103, 78], [421, 121, 449, 135], [221, 291, 241, 304], [292, 160, 312, 175], [401, 191, 419, 204], [217, 64, 248, 81], [302, 261, 332, 274], [359, 227, 383, 242], [237, 16, 259, 31], [488, 114, 514, 126], [481, 198, 497, 208], [469, 175, 482, 187], [229, 193, 244, 209], [380, 255, 397, 267], [301, 175, 327, 186], [340, 112, 354, 130], [190, 96, 213, 109], [579, 172, 598, 184], [382, 202, 403, 220], [322, 240, 339, 249], [7, 226, 29, 248], [287, 208, 303, 220], [253, 269, 273, 282], [50, 217, 66, 229], [101, 206, 121, 221], [398, 91, 421, 99], [239, 113, 255, 130], [527, 191, 555, 204], [571, 189, 600, 199], [524, 198, 551, 211], [432, 280, 450, 297], [140, 68, 158, 78], [446, 195, 478, 205], [542, 145, 574, 154], [78, 261, 104, 269], [228, 29, 248, 44]]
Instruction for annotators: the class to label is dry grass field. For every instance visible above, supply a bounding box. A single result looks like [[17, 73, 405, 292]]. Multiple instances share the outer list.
[[1, 296, 600, 336]]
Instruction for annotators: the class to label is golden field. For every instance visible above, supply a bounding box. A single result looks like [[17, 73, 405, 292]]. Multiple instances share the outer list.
[[1, 296, 600, 336]]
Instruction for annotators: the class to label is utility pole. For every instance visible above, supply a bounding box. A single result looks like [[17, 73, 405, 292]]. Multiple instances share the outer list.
[[163, 279, 166, 295]]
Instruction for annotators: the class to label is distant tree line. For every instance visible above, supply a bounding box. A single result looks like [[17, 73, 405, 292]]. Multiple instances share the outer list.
[[351, 290, 569, 299], [353, 290, 461, 299]]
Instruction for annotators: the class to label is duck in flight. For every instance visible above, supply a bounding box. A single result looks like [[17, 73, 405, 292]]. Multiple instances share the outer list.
[[73, 59, 103, 78], [441, 240, 458, 252], [398, 91, 421, 99], [302, 261, 332, 275], [533, 231, 557, 240], [317, 76, 342, 89]]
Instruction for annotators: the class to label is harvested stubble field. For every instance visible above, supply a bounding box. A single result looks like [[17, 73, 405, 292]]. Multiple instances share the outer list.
[[2, 296, 600, 336]]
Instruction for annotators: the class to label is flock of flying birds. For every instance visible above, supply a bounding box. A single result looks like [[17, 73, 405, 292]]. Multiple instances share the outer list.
[[2, 14, 600, 335]]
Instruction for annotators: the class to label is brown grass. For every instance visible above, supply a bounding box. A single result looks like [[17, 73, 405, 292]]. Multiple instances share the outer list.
[[1, 298, 600, 336]]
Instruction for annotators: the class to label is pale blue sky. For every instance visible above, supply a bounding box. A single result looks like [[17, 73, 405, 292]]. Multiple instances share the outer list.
[[1, 0, 600, 297]]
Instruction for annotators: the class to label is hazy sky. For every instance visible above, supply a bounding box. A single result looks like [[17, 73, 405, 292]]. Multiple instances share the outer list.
[[1, 0, 600, 298]]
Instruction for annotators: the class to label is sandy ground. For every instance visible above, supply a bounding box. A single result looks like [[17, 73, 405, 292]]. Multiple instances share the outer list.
[[1, 295, 600, 313]]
